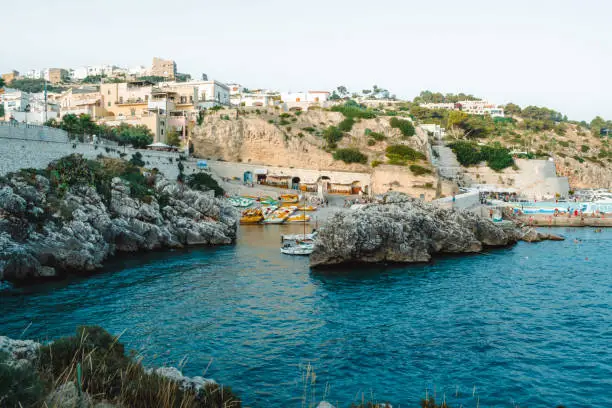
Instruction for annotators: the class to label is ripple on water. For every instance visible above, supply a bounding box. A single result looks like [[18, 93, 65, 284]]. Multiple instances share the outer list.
[[1, 227, 611, 407]]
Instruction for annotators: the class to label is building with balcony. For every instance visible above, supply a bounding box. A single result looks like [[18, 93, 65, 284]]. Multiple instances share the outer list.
[[58, 88, 107, 119], [420, 100, 505, 118]]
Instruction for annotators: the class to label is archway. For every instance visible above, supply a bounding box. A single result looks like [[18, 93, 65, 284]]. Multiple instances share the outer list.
[[292, 176, 301, 190]]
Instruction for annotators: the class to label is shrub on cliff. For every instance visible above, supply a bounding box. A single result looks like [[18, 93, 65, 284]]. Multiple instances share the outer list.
[[187, 172, 225, 197], [333, 148, 368, 164], [331, 100, 377, 119], [409, 164, 433, 176], [37, 326, 241, 408], [385, 145, 425, 162], [338, 117, 355, 132], [389, 117, 415, 137], [449, 141, 514, 171], [323, 126, 344, 148]]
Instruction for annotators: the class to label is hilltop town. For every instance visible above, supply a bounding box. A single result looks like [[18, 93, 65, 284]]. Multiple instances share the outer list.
[[1, 58, 611, 203]]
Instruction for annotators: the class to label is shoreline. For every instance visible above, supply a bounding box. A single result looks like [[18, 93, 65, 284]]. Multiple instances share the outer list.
[[513, 214, 612, 227]]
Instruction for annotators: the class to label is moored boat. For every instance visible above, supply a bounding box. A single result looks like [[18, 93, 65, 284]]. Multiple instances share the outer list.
[[240, 208, 264, 224], [287, 214, 311, 223], [280, 243, 314, 256], [280, 194, 299, 203], [296, 205, 317, 212]]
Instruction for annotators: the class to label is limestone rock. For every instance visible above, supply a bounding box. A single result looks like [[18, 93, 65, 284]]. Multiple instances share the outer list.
[[0, 160, 238, 283], [0, 336, 40, 368], [45, 382, 92, 408], [151, 366, 216, 392], [310, 192, 561, 267]]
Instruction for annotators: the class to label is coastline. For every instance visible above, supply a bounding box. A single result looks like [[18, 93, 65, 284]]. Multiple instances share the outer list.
[[514, 214, 612, 227]]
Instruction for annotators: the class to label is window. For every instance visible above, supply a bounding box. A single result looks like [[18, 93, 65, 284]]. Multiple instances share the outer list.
[[189, 96, 193, 103], [107, 90, 111, 95], [107, 102, 111, 107], [130, 108, 135, 116], [145, 95, 149, 101], [119, 97, 123, 104], [161, 128, 164, 135]]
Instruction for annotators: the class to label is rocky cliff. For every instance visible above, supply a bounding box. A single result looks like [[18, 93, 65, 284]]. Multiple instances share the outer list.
[[310, 192, 561, 267], [0, 155, 237, 283], [191, 110, 429, 171]]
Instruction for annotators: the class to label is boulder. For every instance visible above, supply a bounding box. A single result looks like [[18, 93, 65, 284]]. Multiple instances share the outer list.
[[45, 382, 92, 408], [0, 336, 40, 368]]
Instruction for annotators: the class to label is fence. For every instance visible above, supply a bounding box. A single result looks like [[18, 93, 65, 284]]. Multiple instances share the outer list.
[[0, 121, 69, 143]]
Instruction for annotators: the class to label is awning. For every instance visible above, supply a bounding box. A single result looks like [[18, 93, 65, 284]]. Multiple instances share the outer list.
[[197, 160, 208, 168], [254, 169, 267, 175], [147, 142, 171, 148]]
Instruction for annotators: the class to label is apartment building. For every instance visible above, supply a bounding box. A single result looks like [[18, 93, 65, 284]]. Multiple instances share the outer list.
[[1, 71, 19, 85], [46, 68, 69, 84], [2, 89, 59, 124], [151, 57, 177, 79], [420, 100, 505, 118], [58, 88, 107, 119]]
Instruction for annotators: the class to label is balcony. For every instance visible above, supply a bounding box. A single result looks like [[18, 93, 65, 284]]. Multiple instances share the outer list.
[[115, 98, 147, 105]]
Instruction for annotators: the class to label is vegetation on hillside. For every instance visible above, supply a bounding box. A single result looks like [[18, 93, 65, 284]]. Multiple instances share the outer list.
[[385, 145, 426, 165], [333, 148, 368, 164], [389, 117, 415, 137], [331, 100, 377, 119], [45, 115, 153, 148], [449, 141, 514, 171], [323, 126, 344, 148], [186, 172, 225, 197], [7, 78, 64, 93]]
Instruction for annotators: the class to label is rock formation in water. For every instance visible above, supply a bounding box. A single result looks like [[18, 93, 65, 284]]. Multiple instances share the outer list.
[[310, 192, 562, 267], [0, 155, 237, 283]]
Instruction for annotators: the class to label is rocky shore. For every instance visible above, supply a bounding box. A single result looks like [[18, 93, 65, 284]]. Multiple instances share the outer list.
[[0, 154, 238, 283], [310, 193, 563, 267]]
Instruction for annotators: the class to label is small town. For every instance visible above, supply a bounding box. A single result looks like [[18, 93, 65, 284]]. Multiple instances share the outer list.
[[1, 1, 611, 407]]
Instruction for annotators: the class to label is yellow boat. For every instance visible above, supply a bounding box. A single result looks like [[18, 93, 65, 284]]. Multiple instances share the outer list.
[[279, 194, 299, 203], [240, 208, 264, 224], [287, 214, 311, 223], [296, 205, 317, 212]]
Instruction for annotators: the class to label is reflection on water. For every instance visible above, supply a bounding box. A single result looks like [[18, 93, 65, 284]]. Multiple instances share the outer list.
[[1, 227, 611, 407]]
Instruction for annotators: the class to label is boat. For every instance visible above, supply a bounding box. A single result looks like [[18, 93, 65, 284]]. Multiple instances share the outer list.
[[228, 197, 254, 208], [281, 231, 318, 243], [287, 214, 311, 223], [240, 208, 264, 224], [279, 194, 299, 203], [296, 205, 317, 212], [262, 207, 294, 224], [262, 206, 278, 218], [280, 243, 314, 256], [260, 196, 279, 206]]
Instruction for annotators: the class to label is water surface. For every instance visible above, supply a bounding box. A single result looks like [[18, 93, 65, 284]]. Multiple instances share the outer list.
[[1, 226, 611, 407]]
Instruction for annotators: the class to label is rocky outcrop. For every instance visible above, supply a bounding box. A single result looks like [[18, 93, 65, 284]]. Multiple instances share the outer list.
[[148, 366, 216, 393], [0, 335, 40, 368], [0, 160, 238, 284], [310, 192, 562, 267]]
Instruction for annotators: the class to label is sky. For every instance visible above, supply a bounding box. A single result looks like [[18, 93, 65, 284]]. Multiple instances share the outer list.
[[1, 0, 611, 121]]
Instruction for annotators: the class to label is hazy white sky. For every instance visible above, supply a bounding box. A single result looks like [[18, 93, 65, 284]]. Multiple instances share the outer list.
[[2, 0, 610, 120]]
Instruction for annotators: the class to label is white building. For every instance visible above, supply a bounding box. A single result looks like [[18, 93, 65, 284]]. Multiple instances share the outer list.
[[226, 83, 244, 96], [2, 89, 59, 124], [129, 66, 148, 77], [420, 100, 505, 118], [280, 90, 330, 110], [25, 69, 43, 79]]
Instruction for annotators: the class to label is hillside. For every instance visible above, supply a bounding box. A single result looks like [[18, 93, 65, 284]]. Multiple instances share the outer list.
[[191, 107, 431, 173]]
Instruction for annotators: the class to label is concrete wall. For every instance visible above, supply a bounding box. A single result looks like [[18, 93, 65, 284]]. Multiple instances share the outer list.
[[464, 159, 569, 199], [433, 191, 480, 210], [0, 122, 69, 143]]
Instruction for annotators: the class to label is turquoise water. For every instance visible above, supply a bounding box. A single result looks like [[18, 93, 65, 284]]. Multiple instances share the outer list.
[[1, 227, 611, 407]]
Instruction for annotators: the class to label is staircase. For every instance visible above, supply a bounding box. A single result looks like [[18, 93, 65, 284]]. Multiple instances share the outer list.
[[431, 144, 473, 187]]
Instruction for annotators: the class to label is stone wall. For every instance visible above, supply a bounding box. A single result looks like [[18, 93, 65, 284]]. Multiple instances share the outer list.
[[0, 137, 198, 180], [0, 122, 68, 143]]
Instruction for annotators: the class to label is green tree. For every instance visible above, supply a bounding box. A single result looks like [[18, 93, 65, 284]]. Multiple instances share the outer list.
[[590, 116, 606, 136], [166, 129, 181, 147], [0, 76, 5, 88], [336, 85, 348, 97], [504, 103, 522, 117], [389, 117, 416, 137]]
